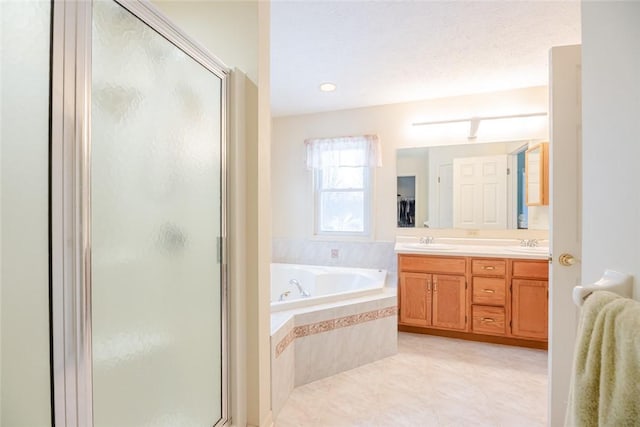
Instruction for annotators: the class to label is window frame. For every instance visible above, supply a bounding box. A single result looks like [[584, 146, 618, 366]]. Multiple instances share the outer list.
[[313, 165, 373, 239]]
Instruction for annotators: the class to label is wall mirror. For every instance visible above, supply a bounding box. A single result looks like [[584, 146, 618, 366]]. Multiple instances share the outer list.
[[396, 140, 547, 230]]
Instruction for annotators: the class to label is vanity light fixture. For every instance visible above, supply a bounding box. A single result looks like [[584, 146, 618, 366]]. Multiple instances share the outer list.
[[319, 82, 337, 92], [412, 112, 547, 140]]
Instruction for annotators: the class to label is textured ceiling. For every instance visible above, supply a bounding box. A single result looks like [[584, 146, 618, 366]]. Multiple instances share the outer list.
[[270, 1, 581, 117]]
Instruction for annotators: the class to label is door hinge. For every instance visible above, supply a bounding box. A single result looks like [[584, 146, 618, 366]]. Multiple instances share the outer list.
[[438, 176, 441, 183], [507, 167, 511, 175], [465, 315, 468, 324]]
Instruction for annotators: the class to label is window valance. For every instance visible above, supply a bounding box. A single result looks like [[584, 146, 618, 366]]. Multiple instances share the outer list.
[[304, 134, 382, 169]]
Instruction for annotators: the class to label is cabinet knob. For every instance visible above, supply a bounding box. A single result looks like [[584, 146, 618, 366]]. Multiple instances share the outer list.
[[483, 266, 496, 270], [481, 317, 495, 323], [481, 289, 495, 294]]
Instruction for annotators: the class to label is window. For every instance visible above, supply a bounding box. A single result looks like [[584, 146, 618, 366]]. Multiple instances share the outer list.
[[305, 135, 381, 237], [315, 165, 371, 235]]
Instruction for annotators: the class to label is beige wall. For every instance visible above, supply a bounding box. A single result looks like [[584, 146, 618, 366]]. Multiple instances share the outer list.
[[582, 7, 640, 299], [152, 0, 258, 84], [256, 3, 272, 424], [272, 86, 549, 242]]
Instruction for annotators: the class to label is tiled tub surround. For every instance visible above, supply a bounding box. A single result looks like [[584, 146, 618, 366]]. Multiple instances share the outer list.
[[272, 238, 397, 275], [270, 290, 397, 418]]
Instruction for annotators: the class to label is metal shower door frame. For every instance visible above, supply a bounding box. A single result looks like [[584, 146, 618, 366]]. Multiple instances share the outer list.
[[50, 1, 230, 426]]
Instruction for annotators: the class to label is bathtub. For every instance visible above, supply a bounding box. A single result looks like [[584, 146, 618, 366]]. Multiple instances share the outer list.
[[270, 263, 387, 312], [270, 263, 396, 417]]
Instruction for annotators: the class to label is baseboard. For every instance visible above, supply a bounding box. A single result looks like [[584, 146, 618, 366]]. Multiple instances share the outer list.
[[398, 325, 548, 350]]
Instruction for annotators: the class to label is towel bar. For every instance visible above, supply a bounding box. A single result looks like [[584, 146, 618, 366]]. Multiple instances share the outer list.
[[572, 270, 633, 306]]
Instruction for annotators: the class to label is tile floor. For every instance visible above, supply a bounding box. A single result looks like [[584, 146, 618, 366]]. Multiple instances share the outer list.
[[275, 332, 547, 427]]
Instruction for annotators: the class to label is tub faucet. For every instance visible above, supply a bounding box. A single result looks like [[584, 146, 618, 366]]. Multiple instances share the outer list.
[[290, 279, 310, 297], [278, 291, 291, 301]]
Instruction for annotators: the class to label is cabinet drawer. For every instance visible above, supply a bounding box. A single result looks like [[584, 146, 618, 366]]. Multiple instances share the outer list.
[[472, 259, 506, 276], [472, 277, 506, 306], [399, 255, 466, 274], [512, 260, 548, 279], [472, 306, 506, 336]]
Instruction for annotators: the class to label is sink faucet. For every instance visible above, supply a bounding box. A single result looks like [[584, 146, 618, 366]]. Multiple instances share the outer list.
[[520, 239, 539, 247], [290, 279, 310, 297], [419, 236, 434, 245]]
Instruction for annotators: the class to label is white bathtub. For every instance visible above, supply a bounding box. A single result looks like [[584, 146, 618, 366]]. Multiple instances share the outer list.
[[270, 263, 387, 312]]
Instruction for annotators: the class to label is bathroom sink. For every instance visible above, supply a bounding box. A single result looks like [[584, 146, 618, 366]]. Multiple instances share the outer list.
[[504, 246, 549, 255], [401, 243, 458, 251]]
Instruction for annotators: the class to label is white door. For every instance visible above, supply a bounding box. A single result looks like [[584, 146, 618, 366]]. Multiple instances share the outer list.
[[548, 45, 582, 426], [453, 155, 508, 229], [437, 163, 453, 228]]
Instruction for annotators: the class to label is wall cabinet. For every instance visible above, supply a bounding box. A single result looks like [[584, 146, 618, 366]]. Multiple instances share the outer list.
[[398, 253, 548, 348], [525, 142, 549, 206]]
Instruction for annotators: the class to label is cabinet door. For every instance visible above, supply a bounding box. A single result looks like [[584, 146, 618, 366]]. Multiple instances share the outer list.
[[512, 279, 548, 340], [432, 274, 466, 330], [399, 272, 431, 326]]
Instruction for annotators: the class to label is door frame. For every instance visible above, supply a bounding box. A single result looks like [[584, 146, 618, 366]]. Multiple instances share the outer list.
[[50, 1, 230, 425]]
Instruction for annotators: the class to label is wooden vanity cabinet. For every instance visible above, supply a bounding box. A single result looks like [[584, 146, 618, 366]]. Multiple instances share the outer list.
[[398, 256, 466, 331], [398, 254, 549, 349], [511, 260, 549, 340]]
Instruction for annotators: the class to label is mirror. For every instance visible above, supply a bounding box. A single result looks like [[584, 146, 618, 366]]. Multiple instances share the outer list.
[[396, 140, 546, 230]]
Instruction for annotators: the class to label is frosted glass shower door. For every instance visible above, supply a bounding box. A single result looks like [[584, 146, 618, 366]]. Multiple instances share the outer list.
[[91, 1, 226, 426]]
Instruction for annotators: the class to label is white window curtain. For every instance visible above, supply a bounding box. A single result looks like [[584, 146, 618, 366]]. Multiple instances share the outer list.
[[305, 134, 382, 169]]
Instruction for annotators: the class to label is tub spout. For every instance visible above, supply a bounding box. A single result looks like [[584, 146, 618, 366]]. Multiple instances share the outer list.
[[278, 291, 291, 301], [290, 279, 310, 297]]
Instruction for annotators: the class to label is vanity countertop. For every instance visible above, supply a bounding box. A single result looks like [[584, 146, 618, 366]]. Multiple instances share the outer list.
[[394, 237, 550, 260]]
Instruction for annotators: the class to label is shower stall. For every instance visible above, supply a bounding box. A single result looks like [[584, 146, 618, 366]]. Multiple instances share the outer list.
[[2, 1, 229, 426]]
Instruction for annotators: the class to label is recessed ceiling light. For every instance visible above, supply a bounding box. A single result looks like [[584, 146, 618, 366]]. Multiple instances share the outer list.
[[319, 82, 337, 92]]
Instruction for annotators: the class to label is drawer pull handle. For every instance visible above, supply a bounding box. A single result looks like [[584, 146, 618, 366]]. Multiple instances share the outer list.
[[481, 317, 495, 323], [482, 289, 495, 293], [483, 266, 496, 270]]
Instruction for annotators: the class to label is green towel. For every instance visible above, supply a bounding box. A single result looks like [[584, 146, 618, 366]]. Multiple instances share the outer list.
[[566, 290, 640, 427]]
